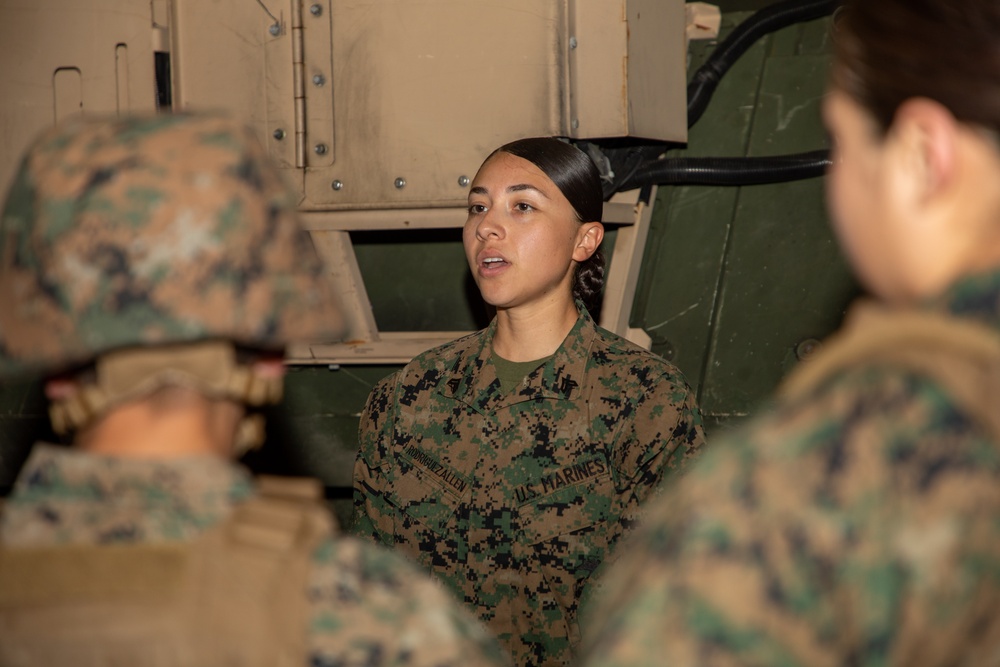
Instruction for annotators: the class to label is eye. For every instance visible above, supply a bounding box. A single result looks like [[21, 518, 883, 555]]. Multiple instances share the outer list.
[[514, 202, 534, 213], [468, 203, 487, 215]]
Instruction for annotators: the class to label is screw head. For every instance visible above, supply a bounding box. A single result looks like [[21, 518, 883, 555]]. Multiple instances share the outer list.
[[394, 177, 406, 189], [795, 338, 822, 361], [268, 23, 280, 36], [310, 3, 322, 16], [312, 73, 325, 86], [331, 179, 343, 191], [314, 143, 328, 155], [273, 128, 285, 140], [569, 36, 578, 49], [458, 175, 470, 187]]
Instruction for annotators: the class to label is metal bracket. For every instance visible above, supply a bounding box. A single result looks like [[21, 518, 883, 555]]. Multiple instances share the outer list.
[[287, 185, 658, 364]]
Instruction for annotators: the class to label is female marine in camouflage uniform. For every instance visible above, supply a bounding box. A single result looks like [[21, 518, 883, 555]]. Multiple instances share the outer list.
[[579, 1, 1000, 665], [352, 138, 706, 666]]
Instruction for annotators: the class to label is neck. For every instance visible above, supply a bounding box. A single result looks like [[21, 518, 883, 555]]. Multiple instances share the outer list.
[[492, 295, 580, 361], [73, 391, 243, 460]]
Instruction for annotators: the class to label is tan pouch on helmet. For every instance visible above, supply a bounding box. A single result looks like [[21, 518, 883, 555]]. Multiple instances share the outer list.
[[0, 475, 331, 666], [778, 300, 1000, 441], [48, 340, 285, 454]]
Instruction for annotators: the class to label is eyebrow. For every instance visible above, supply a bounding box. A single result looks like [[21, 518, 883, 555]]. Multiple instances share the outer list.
[[468, 184, 551, 198]]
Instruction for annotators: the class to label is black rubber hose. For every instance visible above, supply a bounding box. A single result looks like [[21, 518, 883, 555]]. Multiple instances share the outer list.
[[599, 0, 842, 196], [687, 0, 842, 129], [617, 149, 831, 189]]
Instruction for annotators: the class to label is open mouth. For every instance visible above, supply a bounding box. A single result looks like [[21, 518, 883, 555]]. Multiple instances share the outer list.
[[477, 250, 510, 272]]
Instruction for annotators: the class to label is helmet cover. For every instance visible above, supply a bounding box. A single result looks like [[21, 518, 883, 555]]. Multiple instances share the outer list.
[[0, 112, 344, 378]]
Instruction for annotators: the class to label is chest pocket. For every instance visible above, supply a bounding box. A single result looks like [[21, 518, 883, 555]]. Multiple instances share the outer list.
[[514, 456, 616, 647], [516, 456, 615, 545], [387, 447, 469, 537]]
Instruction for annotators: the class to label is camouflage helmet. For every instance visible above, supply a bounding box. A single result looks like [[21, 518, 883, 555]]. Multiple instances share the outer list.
[[0, 112, 344, 379]]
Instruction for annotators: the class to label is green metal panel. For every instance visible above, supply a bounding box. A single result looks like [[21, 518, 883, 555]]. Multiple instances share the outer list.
[[700, 53, 856, 420], [633, 11, 770, 392], [769, 12, 836, 56], [717, 0, 787, 10], [0, 378, 55, 493], [633, 14, 858, 432], [353, 229, 488, 332], [248, 366, 382, 486]]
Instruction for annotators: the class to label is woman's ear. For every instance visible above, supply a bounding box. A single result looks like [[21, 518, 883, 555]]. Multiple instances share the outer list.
[[888, 97, 958, 204], [573, 222, 605, 262]]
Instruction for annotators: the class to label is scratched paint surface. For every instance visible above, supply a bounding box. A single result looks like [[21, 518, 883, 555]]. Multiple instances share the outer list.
[[634, 11, 769, 396], [700, 52, 856, 421], [633, 13, 857, 431]]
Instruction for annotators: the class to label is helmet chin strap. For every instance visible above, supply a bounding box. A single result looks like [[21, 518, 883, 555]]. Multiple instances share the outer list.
[[48, 341, 284, 456]]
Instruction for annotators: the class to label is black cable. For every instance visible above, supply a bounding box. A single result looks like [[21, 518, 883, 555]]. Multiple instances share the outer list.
[[687, 0, 842, 129], [598, 0, 842, 195], [617, 150, 831, 190]]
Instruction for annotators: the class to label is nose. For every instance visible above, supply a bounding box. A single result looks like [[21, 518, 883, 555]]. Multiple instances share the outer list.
[[475, 207, 505, 241]]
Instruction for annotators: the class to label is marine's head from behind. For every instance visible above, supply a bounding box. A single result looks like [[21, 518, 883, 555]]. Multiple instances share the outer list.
[[0, 112, 344, 457], [824, 0, 1000, 304]]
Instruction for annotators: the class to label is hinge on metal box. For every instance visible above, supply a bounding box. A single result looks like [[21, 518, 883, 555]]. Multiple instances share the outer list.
[[292, 0, 335, 171], [291, 0, 306, 167]]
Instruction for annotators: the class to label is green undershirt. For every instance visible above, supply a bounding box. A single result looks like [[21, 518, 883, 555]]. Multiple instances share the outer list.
[[491, 351, 552, 394]]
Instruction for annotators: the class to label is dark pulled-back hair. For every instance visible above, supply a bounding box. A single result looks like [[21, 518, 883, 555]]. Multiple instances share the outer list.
[[834, 0, 1000, 135], [490, 137, 605, 311]]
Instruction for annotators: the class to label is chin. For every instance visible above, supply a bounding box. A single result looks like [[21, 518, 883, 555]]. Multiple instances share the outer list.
[[479, 292, 521, 311], [860, 278, 918, 306], [483, 298, 513, 310]]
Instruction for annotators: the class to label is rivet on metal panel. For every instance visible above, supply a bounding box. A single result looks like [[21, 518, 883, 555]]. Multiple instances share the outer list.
[[331, 180, 344, 191], [314, 143, 328, 155], [458, 175, 470, 187], [273, 129, 286, 140], [795, 338, 822, 361], [312, 74, 325, 86], [394, 177, 406, 189], [310, 4, 323, 16], [569, 36, 578, 49]]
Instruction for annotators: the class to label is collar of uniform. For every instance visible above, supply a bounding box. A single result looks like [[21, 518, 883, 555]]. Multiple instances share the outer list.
[[0, 443, 254, 546], [437, 303, 597, 410], [925, 267, 1000, 333]]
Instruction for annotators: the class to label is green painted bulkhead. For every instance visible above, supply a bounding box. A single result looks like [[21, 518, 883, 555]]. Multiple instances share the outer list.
[[0, 7, 858, 528]]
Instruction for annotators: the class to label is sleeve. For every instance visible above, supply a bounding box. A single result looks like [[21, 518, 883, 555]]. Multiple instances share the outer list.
[[579, 367, 1000, 667], [579, 364, 706, 615], [308, 537, 513, 667], [350, 372, 401, 546], [611, 364, 707, 532]]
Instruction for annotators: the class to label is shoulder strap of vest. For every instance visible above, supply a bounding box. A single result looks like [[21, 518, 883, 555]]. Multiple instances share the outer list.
[[227, 474, 334, 551], [778, 301, 1000, 441], [190, 474, 333, 665]]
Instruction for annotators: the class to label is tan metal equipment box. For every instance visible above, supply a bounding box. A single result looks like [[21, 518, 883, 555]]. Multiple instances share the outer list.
[[0, 0, 688, 360]]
